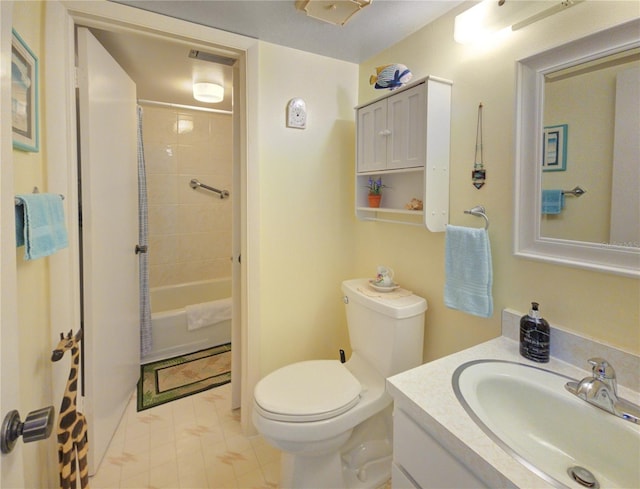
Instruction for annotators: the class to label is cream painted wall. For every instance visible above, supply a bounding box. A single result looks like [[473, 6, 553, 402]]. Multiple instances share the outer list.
[[257, 42, 358, 375], [356, 1, 640, 360], [12, 2, 58, 487], [10, 6, 639, 486]]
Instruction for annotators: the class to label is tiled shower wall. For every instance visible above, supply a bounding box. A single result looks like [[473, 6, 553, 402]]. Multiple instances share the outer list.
[[142, 104, 232, 288]]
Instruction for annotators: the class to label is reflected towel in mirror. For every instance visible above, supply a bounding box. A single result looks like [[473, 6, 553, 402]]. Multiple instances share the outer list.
[[542, 189, 565, 214]]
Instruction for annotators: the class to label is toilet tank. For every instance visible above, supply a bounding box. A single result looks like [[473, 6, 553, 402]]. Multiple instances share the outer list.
[[341, 278, 427, 377]]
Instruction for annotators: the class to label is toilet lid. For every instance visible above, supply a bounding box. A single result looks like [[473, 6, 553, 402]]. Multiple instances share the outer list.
[[254, 360, 361, 422]]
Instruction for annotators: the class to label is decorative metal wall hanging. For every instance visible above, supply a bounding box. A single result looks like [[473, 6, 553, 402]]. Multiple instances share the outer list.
[[472, 103, 486, 189]]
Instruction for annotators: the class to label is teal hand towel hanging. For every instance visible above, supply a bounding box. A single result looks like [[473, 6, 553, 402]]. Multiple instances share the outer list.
[[15, 193, 69, 260], [444, 225, 493, 318]]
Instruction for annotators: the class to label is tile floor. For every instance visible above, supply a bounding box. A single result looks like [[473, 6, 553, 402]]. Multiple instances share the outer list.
[[90, 383, 393, 489], [89, 384, 281, 489]]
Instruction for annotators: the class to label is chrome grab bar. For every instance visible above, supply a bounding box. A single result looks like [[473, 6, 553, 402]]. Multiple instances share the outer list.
[[189, 179, 230, 199]]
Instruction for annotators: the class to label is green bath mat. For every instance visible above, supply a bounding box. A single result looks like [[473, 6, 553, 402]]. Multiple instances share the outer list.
[[137, 343, 231, 411]]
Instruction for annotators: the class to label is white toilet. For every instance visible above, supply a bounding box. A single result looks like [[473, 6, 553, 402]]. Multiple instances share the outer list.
[[253, 278, 427, 489]]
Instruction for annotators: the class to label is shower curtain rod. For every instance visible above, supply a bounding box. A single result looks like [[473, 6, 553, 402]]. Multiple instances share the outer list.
[[137, 99, 232, 115]]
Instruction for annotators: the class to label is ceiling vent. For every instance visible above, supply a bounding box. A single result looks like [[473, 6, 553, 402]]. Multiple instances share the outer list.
[[297, 0, 372, 26], [188, 49, 236, 66]]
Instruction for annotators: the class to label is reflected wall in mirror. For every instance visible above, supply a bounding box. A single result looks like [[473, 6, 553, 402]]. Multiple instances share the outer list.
[[542, 49, 640, 245], [514, 18, 640, 278]]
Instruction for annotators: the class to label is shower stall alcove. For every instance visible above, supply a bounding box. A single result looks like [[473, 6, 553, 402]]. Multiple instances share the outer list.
[[141, 103, 233, 363]]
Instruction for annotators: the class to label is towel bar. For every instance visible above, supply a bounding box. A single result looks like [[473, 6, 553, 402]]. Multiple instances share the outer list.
[[464, 205, 489, 230], [562, 186, 586, 197], [15, 193, 65, 205]]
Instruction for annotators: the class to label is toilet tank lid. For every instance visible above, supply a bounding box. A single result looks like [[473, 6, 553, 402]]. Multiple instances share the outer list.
[[341, 279, 428, 319]]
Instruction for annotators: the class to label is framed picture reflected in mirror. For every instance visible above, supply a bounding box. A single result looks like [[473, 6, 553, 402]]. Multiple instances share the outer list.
[[542, 124, 567, 172]]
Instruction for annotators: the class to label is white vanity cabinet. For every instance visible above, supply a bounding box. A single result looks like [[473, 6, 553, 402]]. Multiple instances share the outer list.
[[392, 408, 488, 489], [355, 76, 452, 231]]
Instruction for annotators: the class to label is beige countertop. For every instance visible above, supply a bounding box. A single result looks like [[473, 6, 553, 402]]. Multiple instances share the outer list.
[[387, 333, 640, 488]]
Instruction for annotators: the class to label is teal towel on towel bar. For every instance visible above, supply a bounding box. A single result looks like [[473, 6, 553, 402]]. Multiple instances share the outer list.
[[444, 225, 493, 318], [542, 189, 565, 214], [15, 193, 68, 260]]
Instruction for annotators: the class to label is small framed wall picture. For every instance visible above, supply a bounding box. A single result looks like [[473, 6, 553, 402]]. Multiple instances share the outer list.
[[542, 124, 567, 172], [286, 98, 307, 129], [11, 29, 39, 152]]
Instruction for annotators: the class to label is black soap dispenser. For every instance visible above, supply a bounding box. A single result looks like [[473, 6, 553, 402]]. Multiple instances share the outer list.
[[519, 302, 550, 363]]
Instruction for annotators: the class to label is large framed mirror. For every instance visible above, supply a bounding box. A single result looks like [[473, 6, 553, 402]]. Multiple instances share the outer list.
[[514, 18, 640, 278]]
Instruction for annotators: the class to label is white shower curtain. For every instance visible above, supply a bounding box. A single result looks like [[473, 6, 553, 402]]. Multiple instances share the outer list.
[[137, 105, 152, 357]]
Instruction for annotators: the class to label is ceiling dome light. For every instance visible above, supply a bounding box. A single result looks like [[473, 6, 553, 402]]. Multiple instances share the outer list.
[[299, 0, 372, 26], [193, 82, 224, 103]]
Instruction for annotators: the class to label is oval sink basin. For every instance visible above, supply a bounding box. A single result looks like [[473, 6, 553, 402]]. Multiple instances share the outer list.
[[453, 360, 640, 488]]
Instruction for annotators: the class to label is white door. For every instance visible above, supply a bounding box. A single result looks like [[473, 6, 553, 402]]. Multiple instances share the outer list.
[[76, 27, 140, 475], [231, 61, 242, 410], [0, 3, 26, 486], [610, 66, 640, 246]]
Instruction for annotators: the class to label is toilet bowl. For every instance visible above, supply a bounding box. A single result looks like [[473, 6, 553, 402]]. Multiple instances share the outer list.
[[253, 279, 427, 489]]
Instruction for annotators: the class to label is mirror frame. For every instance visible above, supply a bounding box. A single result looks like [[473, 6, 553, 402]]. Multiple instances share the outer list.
[[514, 18, 640, 278]]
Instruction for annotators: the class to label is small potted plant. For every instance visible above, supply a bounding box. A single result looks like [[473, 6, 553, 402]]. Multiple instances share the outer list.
[[366, 177, 388, 208]]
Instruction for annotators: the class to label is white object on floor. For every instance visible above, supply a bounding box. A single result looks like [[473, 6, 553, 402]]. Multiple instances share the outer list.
[[186, 297, 232, 331]]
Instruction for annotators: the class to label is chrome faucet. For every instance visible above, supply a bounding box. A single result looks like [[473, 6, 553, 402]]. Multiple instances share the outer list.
[[565, 358, 640, 424]]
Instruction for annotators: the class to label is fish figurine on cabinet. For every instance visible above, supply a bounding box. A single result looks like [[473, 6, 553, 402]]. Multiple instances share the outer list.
[[370, 64, 412, 90]]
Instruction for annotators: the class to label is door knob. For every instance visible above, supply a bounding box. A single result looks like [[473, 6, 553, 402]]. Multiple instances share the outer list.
[[1, 406, 55, 454]]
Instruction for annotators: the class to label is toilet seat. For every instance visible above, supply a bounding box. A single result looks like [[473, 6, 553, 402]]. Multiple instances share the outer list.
[[254, 360, 362, 422]]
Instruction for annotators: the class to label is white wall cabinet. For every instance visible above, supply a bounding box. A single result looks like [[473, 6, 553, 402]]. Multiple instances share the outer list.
[[355, 76, 452, 231], [357, 84, 425, 172]]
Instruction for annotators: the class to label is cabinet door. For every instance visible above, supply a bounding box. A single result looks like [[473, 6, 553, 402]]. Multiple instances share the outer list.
[[394, 409, 488, 488], [387, 84, 426, 170], [357, 98, 388, 172]]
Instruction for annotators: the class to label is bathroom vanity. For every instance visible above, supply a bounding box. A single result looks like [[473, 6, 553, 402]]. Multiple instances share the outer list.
[[354, 76, 452, 231], [387, 309, 640, 488]]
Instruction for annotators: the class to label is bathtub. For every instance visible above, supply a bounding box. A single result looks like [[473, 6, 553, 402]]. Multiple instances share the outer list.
[[142, 278, 232, 364]]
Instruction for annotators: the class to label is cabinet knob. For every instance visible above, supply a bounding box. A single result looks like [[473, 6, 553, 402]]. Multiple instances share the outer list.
[[378, 129, 392, 137]]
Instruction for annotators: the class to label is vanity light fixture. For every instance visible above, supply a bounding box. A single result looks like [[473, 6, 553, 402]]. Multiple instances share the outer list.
[[192, 82, 224, 103], [297, 0, 372, 26], [454, 0, 584, 44]]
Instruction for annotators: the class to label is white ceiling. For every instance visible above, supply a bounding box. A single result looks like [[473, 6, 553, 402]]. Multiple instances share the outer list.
[[115, 1, 464, 63], [95, 1, 464, 111], [91, 28, 237, 111]]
